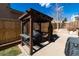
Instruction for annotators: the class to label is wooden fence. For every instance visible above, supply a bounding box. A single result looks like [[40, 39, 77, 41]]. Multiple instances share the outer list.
[[65, 21, 79, 31], [52, 22, 66, 29], [0, 18, 21, 45]]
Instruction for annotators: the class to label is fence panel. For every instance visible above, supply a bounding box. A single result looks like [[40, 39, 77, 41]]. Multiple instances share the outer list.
[[0, 19, 21, 45], [66, 21, 79, 31]]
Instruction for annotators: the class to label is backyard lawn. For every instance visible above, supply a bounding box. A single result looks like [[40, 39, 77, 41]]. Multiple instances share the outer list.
[[0, 45, 21, 56]]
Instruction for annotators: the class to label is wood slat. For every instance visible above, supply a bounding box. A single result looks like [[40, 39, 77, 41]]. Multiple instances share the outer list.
[[0, 19, 21, 45]]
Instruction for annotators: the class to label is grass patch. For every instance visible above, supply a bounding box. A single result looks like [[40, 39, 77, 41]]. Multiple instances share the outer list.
[[0, 46, 21, 56]]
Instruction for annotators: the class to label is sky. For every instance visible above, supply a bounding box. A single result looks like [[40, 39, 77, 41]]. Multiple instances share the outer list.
[[10, 3, 79, 21]]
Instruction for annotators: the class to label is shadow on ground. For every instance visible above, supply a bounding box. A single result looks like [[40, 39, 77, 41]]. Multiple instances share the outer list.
[[50, 34, 59, 42], [32, 34, 59, 55], [0, 42, 20, 51]]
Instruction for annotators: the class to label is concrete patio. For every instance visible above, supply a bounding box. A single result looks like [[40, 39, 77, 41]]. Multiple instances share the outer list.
[[18, 29, 78, 56]]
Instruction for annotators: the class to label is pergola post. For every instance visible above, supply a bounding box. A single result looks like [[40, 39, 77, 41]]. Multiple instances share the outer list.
[[39, 23, 41, 32], [29, 17, 33, 55], [21, 21, 24, 46], [48, 21, 53, 42]]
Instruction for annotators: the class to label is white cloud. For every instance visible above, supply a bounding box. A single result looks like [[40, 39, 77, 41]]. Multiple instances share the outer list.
[[39, 3, 45, 7], [39, 3, 51, 8], [57, 6, 64, 11]]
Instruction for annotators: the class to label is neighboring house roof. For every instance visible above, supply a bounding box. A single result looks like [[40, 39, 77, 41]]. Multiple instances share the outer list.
[[51, 20, 62, 23], [71, 14, 79, 22], [0, 3, 24, 19], [8, 4, 24, 15]]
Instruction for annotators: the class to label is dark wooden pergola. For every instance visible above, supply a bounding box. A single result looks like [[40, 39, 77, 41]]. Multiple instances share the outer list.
[[18, 8, 53, 55]]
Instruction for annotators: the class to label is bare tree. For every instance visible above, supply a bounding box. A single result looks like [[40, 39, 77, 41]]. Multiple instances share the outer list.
[[55, 3, 64, 30]]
